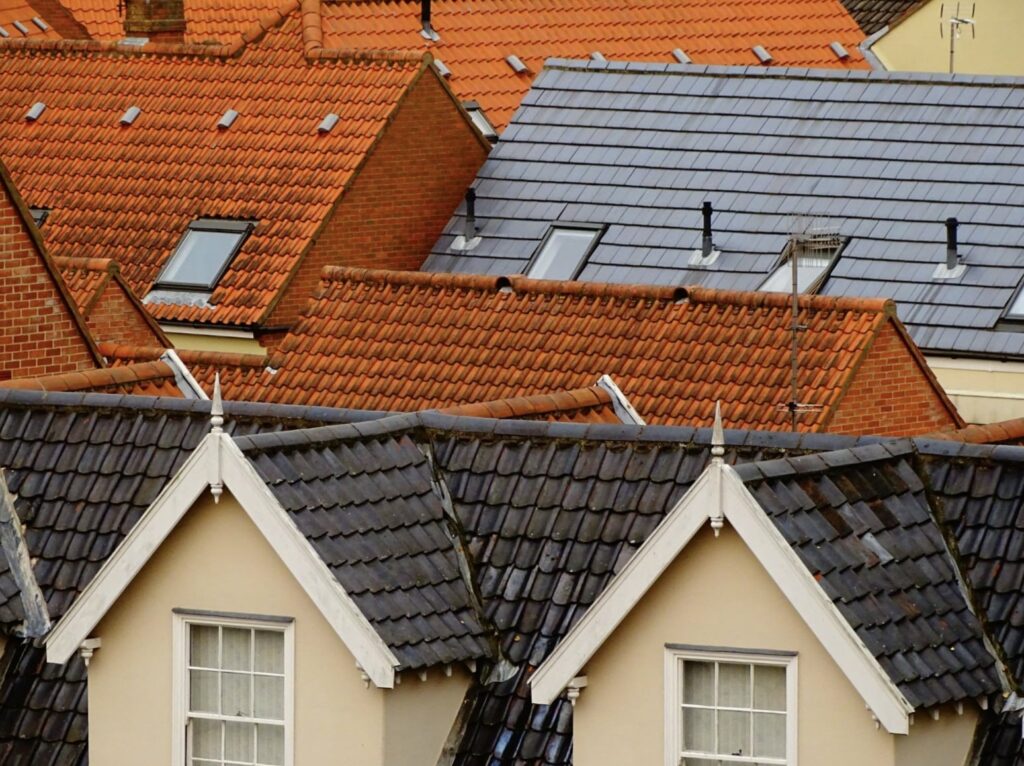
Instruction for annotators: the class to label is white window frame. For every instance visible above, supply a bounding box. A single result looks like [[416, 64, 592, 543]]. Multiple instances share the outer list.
[[664, 645, 798, 766], [525, 224, 604, 280], [172, 610, 295, 766]]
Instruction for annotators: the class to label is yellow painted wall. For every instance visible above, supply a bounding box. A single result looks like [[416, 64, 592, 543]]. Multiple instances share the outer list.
[[572, 525, 977, 766], [164, 330, 266, 356], [87, 492, 386, 765], [874, 0, 1024, 75], [926, 356, 1024, 423]]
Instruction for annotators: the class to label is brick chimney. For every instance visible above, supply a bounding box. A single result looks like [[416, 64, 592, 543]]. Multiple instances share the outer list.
[[123, 0, 185, 42]]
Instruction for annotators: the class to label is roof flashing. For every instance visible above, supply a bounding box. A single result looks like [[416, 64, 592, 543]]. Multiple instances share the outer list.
[[434, 58, 452, 78]]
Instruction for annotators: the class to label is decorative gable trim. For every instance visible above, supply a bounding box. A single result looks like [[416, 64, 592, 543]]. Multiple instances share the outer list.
[[44, 432, 399, 688], [529, 461, 914, 734]]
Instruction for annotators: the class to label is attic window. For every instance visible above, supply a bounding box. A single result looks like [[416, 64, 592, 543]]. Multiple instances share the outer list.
[[526, 225, 603, 280], [155, 219, 254, 291], [1004, 283, 1024, 321], [29, 207, 49, 227], [758, 232, 844, 295], [463, 101, 498, 142]]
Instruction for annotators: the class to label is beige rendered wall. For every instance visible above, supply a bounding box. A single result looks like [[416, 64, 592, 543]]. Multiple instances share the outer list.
[[384, 665, 472, 766], [573, 525, 900, 766], [874, 0, 1024, 75], [164, 330, 266, 355], [86, 492, 387, 766], [896, 704, 980, 766], [926, 356, 1024, 423]]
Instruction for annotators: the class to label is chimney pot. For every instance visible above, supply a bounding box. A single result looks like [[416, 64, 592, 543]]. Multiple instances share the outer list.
[[946, 217, 959, 270], [702, 201, 714, 257]]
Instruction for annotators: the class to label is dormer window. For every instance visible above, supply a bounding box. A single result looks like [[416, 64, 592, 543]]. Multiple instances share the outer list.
[[526, 225, 603, 281], [155, 219, 253, 291], [758, 232, 844, 295]]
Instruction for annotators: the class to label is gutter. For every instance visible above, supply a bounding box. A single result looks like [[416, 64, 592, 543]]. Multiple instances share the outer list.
[[860, 26, 890, 71]]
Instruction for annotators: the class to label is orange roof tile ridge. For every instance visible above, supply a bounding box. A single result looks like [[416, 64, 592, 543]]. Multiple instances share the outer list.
[[96, 342, 268, 368], [300, 0, 322, 56], [320, 266, 507, 293], [684, 286, 894, 315], [0, 35, 244, 57], [53, 255, 117, 274], [0, 361, 175, 392], [440, 385, 613, 420], [924, 419, 1024, 444]]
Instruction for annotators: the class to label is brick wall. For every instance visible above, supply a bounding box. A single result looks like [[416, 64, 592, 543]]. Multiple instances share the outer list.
[[0, 183, 96, 381], [263, 70, 489, 332], [827, 322, 959, 436], [85, 280, 165, 348]]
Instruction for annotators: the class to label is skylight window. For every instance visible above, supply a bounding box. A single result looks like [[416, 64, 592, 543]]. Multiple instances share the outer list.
[[758, 233, 844, 295], [526, 225, 603, 281], [29, 207, 49, 227], [154, 219, 253, 291], [1005, 284, 1024, 320]]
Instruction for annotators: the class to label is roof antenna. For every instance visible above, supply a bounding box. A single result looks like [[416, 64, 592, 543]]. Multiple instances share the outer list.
[[420, 0, 440, 41], [210, 373, 224, 435], [781, 224, 825, 431], [939, 2, 976, 74]]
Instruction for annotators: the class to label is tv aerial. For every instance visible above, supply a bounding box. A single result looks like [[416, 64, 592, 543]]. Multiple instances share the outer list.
[[939, 2, 976, 74]]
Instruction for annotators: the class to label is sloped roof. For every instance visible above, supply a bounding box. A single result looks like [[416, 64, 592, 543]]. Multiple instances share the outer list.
[[239, 267, 929, 432], [0, 15, 433, 328], [735, 443, 1002, 709], [425, 61, 1024, 362], [0, 0, 61, 40], [0, 361, 184, 396], [37, 0, 868, 130], [439, 384, 623, 424], [97, 342, 268, 396], [839, 0, 920, 33]]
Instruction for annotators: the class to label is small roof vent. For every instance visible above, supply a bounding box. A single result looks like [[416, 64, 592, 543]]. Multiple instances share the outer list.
[[505, 54, 528, 74], [434, 58, 452, 78], [829, 41, 850, 60], [752, 45, 773, 64], [934, 217, 967, 279], [590, 51, 606, 62], [24, 102, 45, 122], [120, 106, 141, 125], [119, 36, 149, 45], [317, 113, 340, 134], [32, 17, 48, 30], [12, 20, 28, 35], [672, 48, 691, 64], [217, 109, 239, 130], [0, 26, 9, 38]]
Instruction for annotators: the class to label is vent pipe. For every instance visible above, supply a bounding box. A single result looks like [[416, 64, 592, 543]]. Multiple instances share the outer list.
[[701, 201, 714, 257], [946, 217, 959, 269], [421, 0, 438, 40], [464, 187, 477, 240]]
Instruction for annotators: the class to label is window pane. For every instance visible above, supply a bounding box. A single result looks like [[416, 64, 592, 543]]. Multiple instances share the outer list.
[[160, 229, 244, 288], [682, 706, 715, 753], [224, 720, 254, 763], [528, 229, 598, 280], [256, 724, 285, 766], [221, 672, 252, 717], [254, 631, 284, 674], [718, 664, 750, 708], [1009, 288, 1024, 317], [759, 253, 832, 294], [223, 628, 251, 672], [718, 710, 751, 758], [753, 712, 786, 758], [254, 675, 284, 721], [753, 665, 786, 711], [683, 661, 714, 706], [191, 625, 219, 669], [680, 760, 719, 766], [190, 670, 219, 714], [191, 717, 221, 759]]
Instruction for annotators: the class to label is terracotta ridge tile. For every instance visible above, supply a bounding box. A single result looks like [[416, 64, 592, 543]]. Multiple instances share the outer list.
[[925, 418, 1024, 444], [96, 342, 268, 368], [320, 266, 506, 292], [0, 36, 241, 57], [0, 361, 175, 391], [685, 286, 894, 315], [52, 256, 117, 274], [440, 385, 613, 420]]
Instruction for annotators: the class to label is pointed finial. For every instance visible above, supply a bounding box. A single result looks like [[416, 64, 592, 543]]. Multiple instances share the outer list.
[[711, 400, 724, 459], [210, 373, 224, 435]]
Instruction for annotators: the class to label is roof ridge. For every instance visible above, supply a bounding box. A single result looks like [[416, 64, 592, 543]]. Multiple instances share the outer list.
[[0, 361, 175, 393], [52, 256, 117, 274], [685, 286, 893, 315], [733, 439, 918, 483], [541, 59, 1024, 87], [95, 342, 269, 368], [439, 385, 614, 420]]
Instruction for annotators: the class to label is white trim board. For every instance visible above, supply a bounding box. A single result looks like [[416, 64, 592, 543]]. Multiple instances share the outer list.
[[45, 433, 399, 688], [529, 462, 913, 734]]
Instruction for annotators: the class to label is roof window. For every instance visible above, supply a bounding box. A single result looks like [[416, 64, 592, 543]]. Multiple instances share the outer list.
[[154, 219, 254, 291], [526, 225, 604, 281], [29, 207, 50, 227], [1004, 284, 1024, 321], [463, 101, 498, 142], [758, 231, 844, 294]]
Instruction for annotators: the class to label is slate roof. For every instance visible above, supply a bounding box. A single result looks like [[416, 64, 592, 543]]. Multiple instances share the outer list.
[[232, 266, 955, 433], [0, 389, 386, 765], [35, 0, 868, 130], [425, 61, 1024, 362], [840, 0, 920, 33], [0, 18, 433, 328], [735, 442, 1003, 709]]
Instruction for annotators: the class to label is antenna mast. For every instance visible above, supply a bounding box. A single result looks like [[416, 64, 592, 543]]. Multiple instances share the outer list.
[[940, 2, 976, 74], [789, 238, 802, 432]]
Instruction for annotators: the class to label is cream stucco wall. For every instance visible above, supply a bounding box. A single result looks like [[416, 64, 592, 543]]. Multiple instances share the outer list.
[[926, 356, 1024, 424], [87, 492, 386, 765], [896, 704, 980, 766], [572, 525, 977, 766], [873, 0, 1024, 75], [164, 329, 266, 355], [384, 665, 472, 766]]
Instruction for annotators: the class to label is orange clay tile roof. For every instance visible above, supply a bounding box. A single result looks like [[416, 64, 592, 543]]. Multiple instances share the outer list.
[[44, 0, 869, 131], [0, 14, 431, 327], [0, 1, 61, 40], [229, 267, 907, 431], [0, 360, 183, 396], [439, 385, 624, 424], [925, 419, 1024, 446], [98, 342, 268, 396]]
